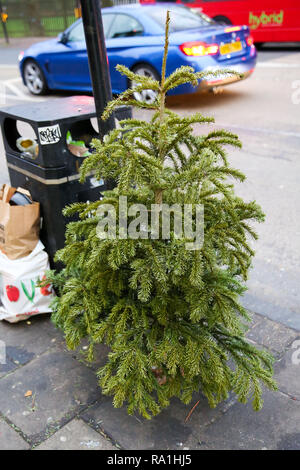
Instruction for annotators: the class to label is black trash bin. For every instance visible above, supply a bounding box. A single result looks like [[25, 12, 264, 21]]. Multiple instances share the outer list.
[[0, 95, 131, 267]]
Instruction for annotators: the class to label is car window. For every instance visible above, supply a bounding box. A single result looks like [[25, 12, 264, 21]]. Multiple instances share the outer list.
[[67, 15, 115, 42], [68, 21, 85, 42], [102, 14, 116, 38], [108, 14, 143, 39], [148, 6, 215, 32]]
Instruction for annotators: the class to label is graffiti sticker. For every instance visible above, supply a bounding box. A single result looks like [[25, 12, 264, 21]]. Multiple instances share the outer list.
[[38, 124, 61, 145]]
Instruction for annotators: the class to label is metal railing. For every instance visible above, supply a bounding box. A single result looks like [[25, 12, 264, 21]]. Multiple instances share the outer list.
[[0, 0, 138, 38]]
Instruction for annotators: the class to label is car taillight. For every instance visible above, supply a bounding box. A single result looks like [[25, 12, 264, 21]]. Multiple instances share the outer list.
[[18, 51, 24, 62], [246, 36, 254, 47], [179, 41, 219, 56]]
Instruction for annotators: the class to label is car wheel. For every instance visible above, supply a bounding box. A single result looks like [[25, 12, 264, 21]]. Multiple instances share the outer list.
[[23, 60, 48, 95], [131, 64, 160, 105], [213, 15, 232, 25]]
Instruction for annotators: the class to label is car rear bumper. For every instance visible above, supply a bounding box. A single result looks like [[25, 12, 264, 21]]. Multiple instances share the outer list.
[[198, 67, 254, 90], [168, 49, 257, 95]]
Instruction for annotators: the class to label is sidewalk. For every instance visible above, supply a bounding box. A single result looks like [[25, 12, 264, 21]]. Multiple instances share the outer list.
[[0, 309, 299, 450], [0, 37, 56, 66], [0, 37, 55, 49]]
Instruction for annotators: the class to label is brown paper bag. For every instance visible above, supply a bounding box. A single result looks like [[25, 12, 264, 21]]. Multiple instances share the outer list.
[[0, 184, 40, 260]]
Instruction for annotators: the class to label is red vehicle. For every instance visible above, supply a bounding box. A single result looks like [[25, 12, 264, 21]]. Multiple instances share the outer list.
[[141, 1, 300, 44]]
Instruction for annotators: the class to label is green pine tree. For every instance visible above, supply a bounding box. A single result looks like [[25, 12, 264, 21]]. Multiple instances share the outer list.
[[47, 12, 277, 419]]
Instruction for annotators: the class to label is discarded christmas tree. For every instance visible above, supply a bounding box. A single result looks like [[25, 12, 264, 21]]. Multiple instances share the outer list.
[[48, 12, 277, 418]]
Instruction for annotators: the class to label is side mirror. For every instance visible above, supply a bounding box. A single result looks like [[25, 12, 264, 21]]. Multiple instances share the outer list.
[[58, 32, 68, 44]]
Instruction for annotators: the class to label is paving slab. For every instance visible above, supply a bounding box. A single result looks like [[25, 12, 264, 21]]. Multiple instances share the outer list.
[[73, 342, 110, 372], [0, 314, 64, 364], [81, 393, 236, 450], [246, 316, 298, 355], [0, 418, 29, 450], [247, 311, 264, 328], [0, 356, 18, 378], [35, 418, 116, 450], [185, 390, 300, 450], [0, 349, 101, 443], [240, 311, 262, 336], [275, 336, 300, 400]]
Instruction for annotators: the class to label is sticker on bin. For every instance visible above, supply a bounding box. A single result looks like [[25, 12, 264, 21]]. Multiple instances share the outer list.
[[90, 177, 104, 187], [38, 124, 61, 145]]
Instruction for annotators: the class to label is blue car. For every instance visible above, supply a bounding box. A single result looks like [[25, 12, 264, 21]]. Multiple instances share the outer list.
[[19, 3, 256, 103]]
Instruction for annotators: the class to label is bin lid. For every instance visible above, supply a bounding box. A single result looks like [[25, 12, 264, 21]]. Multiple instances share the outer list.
[[0, 96, 97, 124]]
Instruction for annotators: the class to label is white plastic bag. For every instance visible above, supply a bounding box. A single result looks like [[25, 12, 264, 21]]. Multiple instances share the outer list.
[[0, 241, 55, 323]]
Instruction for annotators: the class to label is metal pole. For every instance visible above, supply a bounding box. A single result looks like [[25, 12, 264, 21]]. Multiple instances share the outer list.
[[0, 1, 9, 44], [79, 0, 114, 140], [62, 0, 68, 31]]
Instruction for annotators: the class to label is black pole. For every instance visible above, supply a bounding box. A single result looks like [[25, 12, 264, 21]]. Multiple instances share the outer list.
[[0, 1, 9, 44], [62, 0, 68, 31], [80, 0, 114, 140]]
